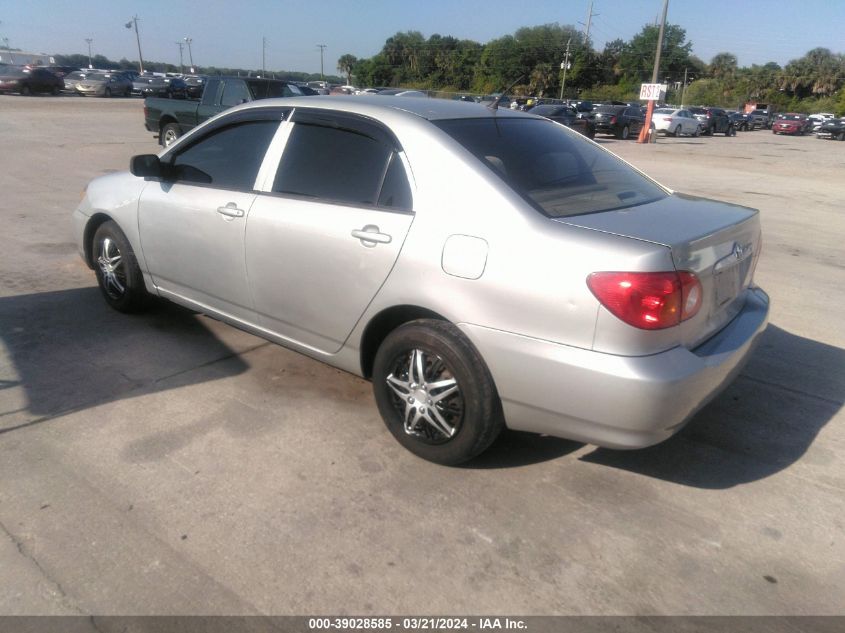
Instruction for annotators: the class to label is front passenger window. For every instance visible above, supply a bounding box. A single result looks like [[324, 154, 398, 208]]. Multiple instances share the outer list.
[[171, 120, 279, 190]]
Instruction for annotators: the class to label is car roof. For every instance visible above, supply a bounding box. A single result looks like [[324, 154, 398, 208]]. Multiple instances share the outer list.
[[229, 95, 531, 122]]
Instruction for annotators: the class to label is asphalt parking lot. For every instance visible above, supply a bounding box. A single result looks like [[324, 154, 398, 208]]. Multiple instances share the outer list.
[[0, 95, 843, 616]]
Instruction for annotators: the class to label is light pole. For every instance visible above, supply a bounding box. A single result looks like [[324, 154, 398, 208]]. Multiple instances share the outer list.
[[176, 42, 184, 74], [316, 44, 327, 81], [85, 38, 93, 68], [124, 16, 144, 74], [183, 37, 194, 73], [261, 36, 267, 76]]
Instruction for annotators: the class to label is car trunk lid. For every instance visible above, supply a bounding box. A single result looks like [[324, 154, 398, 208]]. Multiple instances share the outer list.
[[557, 193, 762, 349]]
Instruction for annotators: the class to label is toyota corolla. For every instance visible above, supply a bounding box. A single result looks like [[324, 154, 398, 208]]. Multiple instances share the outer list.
[[72, 96, 769, 465]]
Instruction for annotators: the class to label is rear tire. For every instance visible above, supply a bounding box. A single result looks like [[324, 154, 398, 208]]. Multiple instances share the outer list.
[[838, 132, 845, 141], [92, 220, 150, 313], [372, 319, 504, 465], [673, 125, 682, 137], [104, 87, 112, 98], [619, 125, 630, 140], [21, 84, 31, 96], [160, 122, 182, 147]]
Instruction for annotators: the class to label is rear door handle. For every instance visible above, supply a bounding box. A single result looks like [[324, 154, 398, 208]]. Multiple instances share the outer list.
[[217, 203, 245, 219], [351, 225, 392, 247]]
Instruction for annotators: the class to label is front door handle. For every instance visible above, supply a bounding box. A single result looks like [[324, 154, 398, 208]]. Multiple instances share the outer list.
[[217, 203, 245, 219], [351, 225, 392, 247]]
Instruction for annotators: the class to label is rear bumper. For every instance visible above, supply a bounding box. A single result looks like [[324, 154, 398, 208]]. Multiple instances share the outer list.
[[459, 287, 770, 449]]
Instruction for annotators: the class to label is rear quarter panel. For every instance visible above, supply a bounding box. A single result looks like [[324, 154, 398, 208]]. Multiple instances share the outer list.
[[346, 117, 674, 355]]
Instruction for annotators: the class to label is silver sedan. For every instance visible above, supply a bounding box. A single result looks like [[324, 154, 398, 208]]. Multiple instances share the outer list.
[[72, 97, 769, 464], [75, 72, 132, 97]]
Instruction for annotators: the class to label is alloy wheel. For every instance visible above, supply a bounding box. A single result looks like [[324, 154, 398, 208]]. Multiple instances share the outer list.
[[385, 348, 464, 443], [97, 237, 126, 299]]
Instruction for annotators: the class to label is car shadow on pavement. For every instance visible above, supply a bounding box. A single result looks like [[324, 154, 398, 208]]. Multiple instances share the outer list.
[[579, 324, 843, 488], [462, 429, 583, 469], [0, 287, 250, 435]]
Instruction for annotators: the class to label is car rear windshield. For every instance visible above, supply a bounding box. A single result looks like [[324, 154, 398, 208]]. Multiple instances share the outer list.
[[434, 117, 667, 218]]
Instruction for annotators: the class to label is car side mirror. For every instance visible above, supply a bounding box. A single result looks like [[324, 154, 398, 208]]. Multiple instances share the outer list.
[[130, 154, 163, 179]]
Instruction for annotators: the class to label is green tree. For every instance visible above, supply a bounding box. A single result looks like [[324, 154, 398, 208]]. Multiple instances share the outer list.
[[618, 23, 694, 84], [709, 52, 738, 81], [337, 54, 358, 85]]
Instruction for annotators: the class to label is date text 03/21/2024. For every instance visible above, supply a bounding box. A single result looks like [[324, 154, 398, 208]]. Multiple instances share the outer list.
[[307, 617, 527, 630]]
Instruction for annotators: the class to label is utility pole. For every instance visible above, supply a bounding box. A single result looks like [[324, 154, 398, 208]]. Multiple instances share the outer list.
[[316, 44, 327, 81], [583, 0, 597, 42], [638, 0, 669, 143], [124, 16, 144, 74], [85, 38, 93, 68], [183, 37, 194, 73], [176, 42, 184, 74], [680, 67, 688, 107], [559, 38, 571, 101], [261, 37, 267, 76]]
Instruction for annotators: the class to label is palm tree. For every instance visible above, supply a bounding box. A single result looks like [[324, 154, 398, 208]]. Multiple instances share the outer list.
[[337, 54, 358, 85]]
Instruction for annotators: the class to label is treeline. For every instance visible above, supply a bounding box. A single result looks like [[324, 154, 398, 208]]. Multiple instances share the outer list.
[[342, 23, 845, 114], [52, 53, 343, 84]]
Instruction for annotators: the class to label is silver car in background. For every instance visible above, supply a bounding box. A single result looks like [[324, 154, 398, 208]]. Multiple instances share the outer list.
[[72, 97, 769, 465], [75, 72, 132, 97]]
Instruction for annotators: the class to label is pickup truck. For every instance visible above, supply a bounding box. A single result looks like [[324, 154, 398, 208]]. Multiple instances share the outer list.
[[144, 76, 303, 146]]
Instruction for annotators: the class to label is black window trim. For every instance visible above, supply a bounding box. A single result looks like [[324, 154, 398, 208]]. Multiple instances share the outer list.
[[262, 109, 413, 213], [157, 109, 290, 192]]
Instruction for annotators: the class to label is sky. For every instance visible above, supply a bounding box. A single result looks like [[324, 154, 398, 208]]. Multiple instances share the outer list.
[[2, 0, 843, 74]]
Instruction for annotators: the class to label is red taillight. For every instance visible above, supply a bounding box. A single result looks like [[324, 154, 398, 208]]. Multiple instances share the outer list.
[[610, 116, 617, 124], [587, 271, 702, 330], [663, 117, 673, 122]]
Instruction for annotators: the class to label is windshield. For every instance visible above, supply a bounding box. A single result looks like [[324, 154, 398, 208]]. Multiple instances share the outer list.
[[434, 117, 667, 218], [654, 108, 674, 114]]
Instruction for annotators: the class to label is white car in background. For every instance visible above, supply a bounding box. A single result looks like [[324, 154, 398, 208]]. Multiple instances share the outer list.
[[652, 108, 702, 137], [808, 113, 835, 131]]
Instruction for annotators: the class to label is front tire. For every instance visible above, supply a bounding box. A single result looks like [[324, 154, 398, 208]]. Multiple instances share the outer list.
[[618, 125, 630, 140], [372, 320, 504, 465], [104, 87, 112, 98], [92, 221, 150, 313], [21, 84, 31, 96]]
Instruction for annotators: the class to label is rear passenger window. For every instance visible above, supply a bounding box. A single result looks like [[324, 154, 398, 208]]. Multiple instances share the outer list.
[[273, 123, 393, 206], [171, 120, 279, 190], [378, 154, 412, 210]]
